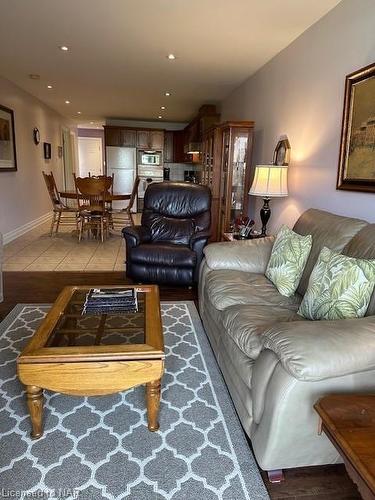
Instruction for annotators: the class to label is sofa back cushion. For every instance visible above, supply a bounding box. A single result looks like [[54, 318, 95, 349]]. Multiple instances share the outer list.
[[342, 224, 375, 315], [293, 209, 367, 295]]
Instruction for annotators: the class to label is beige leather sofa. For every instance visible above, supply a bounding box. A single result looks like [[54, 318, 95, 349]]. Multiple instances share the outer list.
[[199, 209, 375, 475], [0, 232, 3, 302]]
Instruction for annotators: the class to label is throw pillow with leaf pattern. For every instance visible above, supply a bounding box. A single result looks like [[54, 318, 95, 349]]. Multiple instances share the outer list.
[[298, 247, 375, 320], [265, 225, 312, 297]]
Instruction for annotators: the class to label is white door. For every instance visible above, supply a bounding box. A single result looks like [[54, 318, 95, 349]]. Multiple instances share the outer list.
[[78, 137, 103, 177]]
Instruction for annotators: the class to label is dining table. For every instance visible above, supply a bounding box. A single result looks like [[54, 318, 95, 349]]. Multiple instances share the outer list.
[[59, 190, 132, 237], [59, 190, 131, 202]]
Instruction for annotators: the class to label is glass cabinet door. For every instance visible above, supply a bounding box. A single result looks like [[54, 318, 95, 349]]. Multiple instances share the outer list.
[[229, 130, 248, 226]]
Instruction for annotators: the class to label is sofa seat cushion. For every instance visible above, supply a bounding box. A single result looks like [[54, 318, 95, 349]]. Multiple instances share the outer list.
[[222, 304, 302, 359], [131, 243, 196, 268], [205, 270, 302, 311]]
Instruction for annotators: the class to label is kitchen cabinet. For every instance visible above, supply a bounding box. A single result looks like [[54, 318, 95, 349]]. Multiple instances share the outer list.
[[105, 128, 121, 146], [183, 104, 220, 155], [137, 130, 150, 149], [105, 127, 136, 147], [136, 130, 164, 150], [149, 131, 164, 150], [164, 131, 174, 163], [121, 129, 136, 147], [173, 130, 194, 163]]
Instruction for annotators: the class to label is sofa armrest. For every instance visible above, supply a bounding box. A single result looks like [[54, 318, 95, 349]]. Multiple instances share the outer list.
[[262, 316, 375, 381], [203, 236, 275, 273], [122, 226, 151, 248]]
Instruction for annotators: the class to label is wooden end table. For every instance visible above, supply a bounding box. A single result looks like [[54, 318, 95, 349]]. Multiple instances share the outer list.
[[314, 395, 375, 500], [17, 285, 164, 439], [222, 232, 266, 242]]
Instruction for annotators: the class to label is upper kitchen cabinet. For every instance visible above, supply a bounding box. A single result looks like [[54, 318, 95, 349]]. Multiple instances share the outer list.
[[164, 131, 174, 163], [136, 130, 150, 149], [149, 131, 164, 150], [104, 127, 121, 146], [104, 127, 136, 147], [184, 104, 220, 155], [136, 130, 164, 150], [173, 130, 193, 163], [121, 129, 136, 147]]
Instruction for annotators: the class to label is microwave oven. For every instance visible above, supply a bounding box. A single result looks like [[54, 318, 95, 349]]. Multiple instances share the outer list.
[[139, 151, 162, 166]]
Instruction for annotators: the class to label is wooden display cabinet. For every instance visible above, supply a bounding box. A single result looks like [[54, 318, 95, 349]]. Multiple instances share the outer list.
[[201, 121, 254, 241], [218, 122, 254, 235], [201, 126, 222, 241]]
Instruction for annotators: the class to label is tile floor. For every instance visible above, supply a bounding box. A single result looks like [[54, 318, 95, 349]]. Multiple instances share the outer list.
[[2, 217, 141, 271]]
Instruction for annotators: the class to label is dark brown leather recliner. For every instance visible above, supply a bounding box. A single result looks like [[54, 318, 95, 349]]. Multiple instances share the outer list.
[[122, 182, 211, 286]]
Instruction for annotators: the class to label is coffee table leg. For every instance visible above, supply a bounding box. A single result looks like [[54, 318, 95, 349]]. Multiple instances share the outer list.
[[26, 385, 44, 439], [146, 379, 161, 432]]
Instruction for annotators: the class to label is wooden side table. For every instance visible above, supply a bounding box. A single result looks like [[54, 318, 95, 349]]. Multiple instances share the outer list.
[[314, 395, 375, 500]]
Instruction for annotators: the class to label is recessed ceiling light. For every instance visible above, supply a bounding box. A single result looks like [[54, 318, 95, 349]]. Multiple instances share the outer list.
[[158, 115, 163, 119], [90, 121, 94, 124], [65, 100, 70, 104], [47, 85, 53, 89], [161, 106, 166, 110], [29, 74, 40, 80], [167, 53, 176, 60], [60, 45, 69, 51], [77, 111, 81, 114], [165, 92, 171, 97]]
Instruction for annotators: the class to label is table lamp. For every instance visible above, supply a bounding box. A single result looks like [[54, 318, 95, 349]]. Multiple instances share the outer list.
[[249, 165, 288, 235]]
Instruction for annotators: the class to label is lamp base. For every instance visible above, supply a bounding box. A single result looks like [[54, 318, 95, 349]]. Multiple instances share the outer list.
[[260, 198, 271, 236]]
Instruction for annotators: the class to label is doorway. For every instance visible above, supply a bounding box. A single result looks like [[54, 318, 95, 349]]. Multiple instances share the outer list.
[[78, 137, 103, 177], [62, 128, 77, 190]]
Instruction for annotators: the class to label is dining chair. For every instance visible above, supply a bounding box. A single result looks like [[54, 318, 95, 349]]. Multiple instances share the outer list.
[[74, 175, 110, 242], [89, 173, 114, 211], [109, 175, 140, 231], [42, 171, 79, 236]]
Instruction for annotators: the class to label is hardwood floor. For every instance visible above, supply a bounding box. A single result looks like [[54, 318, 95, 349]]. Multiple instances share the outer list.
[[0, 271, 361, 499]]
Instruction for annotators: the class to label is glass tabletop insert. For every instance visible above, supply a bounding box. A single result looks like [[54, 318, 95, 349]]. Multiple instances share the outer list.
[[46, 289, 146, 347]]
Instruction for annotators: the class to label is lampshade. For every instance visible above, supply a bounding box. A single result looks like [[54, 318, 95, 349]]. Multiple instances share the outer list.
[[249, 165, 288, 198]]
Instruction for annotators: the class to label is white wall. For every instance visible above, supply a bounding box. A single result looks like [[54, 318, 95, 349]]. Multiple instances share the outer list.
[[0, 76, 75, 236], [221, 0, 375, 232]]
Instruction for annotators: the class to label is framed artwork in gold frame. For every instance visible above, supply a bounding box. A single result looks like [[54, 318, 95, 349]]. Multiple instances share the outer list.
[[0, 104, 17, 172], [337, 62, 375, 192]]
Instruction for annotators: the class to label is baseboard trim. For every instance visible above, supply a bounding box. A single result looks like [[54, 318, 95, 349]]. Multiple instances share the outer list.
[[3, 212, 52, 245]]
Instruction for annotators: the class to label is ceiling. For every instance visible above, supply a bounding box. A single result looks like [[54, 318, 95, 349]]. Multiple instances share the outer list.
[[0, 0, 341, 123]]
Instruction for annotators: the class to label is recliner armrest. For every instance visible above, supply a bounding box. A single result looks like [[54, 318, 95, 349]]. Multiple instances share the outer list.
[[262, 316, 375, 381], [122, 226, 151, 248], [203, 236, 275, 273], [190, 230, 211, 283], [189, 230, 211, 250]]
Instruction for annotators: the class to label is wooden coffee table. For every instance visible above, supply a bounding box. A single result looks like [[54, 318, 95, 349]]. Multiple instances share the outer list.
[[315, 395, 375, 500], [17, 285, 164, 439]]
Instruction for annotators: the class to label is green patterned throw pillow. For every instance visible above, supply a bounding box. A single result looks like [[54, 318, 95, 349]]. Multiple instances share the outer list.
[[298, 247, 375, 320], [265, 225, 312, 297]]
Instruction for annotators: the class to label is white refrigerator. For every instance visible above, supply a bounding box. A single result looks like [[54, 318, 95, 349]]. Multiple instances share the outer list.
[[106, 146, 136, 210]]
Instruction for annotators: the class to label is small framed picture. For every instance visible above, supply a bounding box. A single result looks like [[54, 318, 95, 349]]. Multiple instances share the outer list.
[[273, 137, 291, 166], [43, 142, 51, 160], [57, 145, 63, 158], [0, 104, 17, 172]]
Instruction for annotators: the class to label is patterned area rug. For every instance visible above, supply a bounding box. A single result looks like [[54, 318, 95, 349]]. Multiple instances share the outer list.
[[0, 302, 269, 500]]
